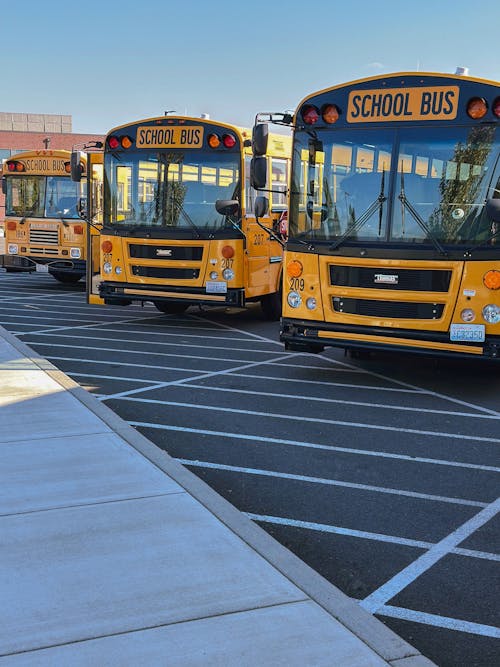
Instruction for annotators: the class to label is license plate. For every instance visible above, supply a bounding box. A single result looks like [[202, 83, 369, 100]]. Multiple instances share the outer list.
[[206, 281, 227, 294], [450, 324, 485, 342], [35, 263, 49, 273]]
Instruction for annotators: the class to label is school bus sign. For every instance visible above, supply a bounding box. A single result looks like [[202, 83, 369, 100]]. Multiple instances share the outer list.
[[347, 85, 459, 122]]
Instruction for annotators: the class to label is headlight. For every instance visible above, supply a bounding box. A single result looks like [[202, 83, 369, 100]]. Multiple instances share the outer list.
[[222, 268, 234, 281], [70, 248, 81, 259], [306, 297, 317, 310], [115, 266, 122, 275], [8, 244, 18, 254], [482, 304, 500, 324], [461, 308, 475, 322], [103, 261, 112, 274], [287, 291, 302, 308], [210, 271, 218, 280]]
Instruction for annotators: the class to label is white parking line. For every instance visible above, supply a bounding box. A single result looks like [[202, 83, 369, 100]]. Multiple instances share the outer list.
[[128, 422, 500, 473], [246, 513, 500, 562], [182, 382, 500, 420], [174, 458, 487, 508], [360, 497, 500, 614], [378, 605, 500, 639], [118, 397, 500, 444]]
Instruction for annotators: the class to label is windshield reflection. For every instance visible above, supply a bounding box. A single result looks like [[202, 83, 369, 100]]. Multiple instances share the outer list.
[[104, 150, 240, 231], [289, 125, 499, 247]]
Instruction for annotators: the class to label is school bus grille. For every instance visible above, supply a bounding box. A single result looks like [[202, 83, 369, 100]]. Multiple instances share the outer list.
[[333, 297, 445, 319], [29, 229, 59, 245], [128, 244, 203, 261], [131, 266, 200, 279], [329, 265, 452, 291]]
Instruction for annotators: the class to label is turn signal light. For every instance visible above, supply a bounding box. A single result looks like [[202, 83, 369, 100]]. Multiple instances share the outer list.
[[287, 260, 303, 277], [64, 162, 72, 173], [208, 133, 220, 148], [483, 270, 500, 290], [101, 240, 113, 253], [301, 105, 319, 125], [466, 97, 487, 119], [221, 245, 235, 259], [322, 104, 340, 123]]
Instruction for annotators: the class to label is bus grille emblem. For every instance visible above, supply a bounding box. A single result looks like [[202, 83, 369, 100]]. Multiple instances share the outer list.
[[156, 249, 172, 256], [374, 273, 398, 284]]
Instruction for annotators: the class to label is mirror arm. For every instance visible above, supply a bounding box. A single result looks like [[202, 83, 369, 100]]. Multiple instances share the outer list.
[[254, 216, 285, 249]]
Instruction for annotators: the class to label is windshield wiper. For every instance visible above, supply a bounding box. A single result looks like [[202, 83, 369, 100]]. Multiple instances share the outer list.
[[398, 171, 448, 256], [463, 223, 500, 255], [178, 207, 201, 238], [329, 170, 386, 251]]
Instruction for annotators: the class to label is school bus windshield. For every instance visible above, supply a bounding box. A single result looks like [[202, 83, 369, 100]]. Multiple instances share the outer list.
[[5, 176, 82, 219], [290, 124, 500, 246], [104, 149, 240, 230]]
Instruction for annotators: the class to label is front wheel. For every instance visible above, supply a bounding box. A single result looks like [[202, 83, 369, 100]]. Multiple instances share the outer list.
[[260, 290, 282, 321], [154, 301, 189, 315], [50, 271, 82, 284]]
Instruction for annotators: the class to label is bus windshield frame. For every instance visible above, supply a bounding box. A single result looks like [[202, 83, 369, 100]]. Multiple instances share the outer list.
[[104, 148, 242, 235], [289, 123, 500, 249], [5, 175, 82, 219]]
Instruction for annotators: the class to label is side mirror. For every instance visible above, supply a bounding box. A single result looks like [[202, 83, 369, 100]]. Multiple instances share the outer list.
[[250, 157, 267, 189], [77, 197, 88, 219], [486, 198, 500, 223], [254, 196, 269, 219], [252, 123, 269, 156], [1, 176, 6, 195], [71, 151, 83, 182], [215, 199, 239, 217]]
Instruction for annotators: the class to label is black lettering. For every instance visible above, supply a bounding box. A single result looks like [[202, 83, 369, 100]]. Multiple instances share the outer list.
[[371, 94, 382, 117], [139, 129, 146, 143], [443, 90, 455, 115], [393, 93, 404, 116], [381, 94, 393, 116], [361, 95, 372, 118], [403, 93, 412, 116], [420, 92, 432, 115], [432, 91, 444, 114], [350, 95, 361, 118]]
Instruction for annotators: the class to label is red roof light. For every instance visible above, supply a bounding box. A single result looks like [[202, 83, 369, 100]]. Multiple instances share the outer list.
[[301, 105, 319, 125]]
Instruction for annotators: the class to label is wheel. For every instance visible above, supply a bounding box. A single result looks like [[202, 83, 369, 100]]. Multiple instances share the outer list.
[[154, 301, 189, 315], [348, 347, 372, 360], [260, 290, 282, 321], [50, 271, 82, 284]]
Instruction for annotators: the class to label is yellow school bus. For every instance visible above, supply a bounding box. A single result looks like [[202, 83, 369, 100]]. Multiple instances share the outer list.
[[268, 72, 500, 360], [94, 116, 291, 318], [1, 149, 102, 282]]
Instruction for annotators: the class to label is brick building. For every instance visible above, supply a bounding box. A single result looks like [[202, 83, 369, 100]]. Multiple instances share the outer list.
[[0, 112, 104, 223]]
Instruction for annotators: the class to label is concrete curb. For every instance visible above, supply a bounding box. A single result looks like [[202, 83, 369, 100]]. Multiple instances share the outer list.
[[1, 325, 435, 666]]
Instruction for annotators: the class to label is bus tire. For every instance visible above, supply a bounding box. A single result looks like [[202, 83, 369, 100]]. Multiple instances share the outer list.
[[154, 301, 189, 315], [348, 347, 371, 360], [260, 290, 282, 321], [50, 271, 82, 284]]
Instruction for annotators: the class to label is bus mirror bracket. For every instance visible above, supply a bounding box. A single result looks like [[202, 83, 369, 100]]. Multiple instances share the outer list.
[[250, 157, 267, 189], [252, 123, 269, 156], [254, 196, 284, 248], [71, 151, 83, 182], [486, 198, 500, 223]]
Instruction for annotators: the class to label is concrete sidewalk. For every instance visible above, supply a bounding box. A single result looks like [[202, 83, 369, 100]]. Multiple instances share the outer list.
[[0, 325, 434, 666]]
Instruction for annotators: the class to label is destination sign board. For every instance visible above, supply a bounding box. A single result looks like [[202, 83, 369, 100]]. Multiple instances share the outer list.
[[347, 86, 459, 123], [136, 126, 204, 148]]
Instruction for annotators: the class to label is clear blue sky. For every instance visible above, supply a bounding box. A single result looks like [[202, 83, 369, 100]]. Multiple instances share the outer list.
[[3, 0, 499, 135]]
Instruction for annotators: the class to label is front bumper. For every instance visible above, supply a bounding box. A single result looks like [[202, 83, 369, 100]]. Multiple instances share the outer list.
[[100, 281, 246, 308], [280, 318, 500, 360]]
